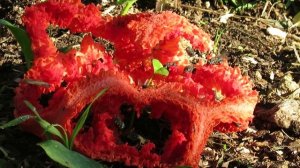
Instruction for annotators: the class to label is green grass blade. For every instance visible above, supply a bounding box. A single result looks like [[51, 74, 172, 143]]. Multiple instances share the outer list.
[[115, 0, 127, 5], [24, 100, 41, 119], [292, 11, 300, 28], [58, 45, 73, 53], [37, 118, 65, 142], [69, 88, 108, 149], [0, 115, 34, 129], [24, 79, 50, 88], [38, 140, 106, 168], [24, 100, 65, 143], [235, 3, 255, 12], [120, 0, 137, 15], [213, 28, 225, 54], [0, 19, 34, 69], [51, 124, 70, 147]]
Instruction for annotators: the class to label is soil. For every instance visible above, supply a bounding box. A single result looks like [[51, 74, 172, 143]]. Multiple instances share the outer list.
[[1, 0, 300, 167]]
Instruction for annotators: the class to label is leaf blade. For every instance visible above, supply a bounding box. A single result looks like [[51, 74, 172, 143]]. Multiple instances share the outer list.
[[24, 100, 65, 142], [152, 59, 164, 73], [0, 115, 34, 129], [0, 19, 33, 69], [24, 79, 50, 88], [156, 67, 169, 76], [292, 11, 300, 28], [38, 140, 106, 168], [69, 88, 108, 149]]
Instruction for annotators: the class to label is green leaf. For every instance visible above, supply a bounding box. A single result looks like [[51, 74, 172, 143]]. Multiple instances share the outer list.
[[0, 19, 33, 69], [0, 115, 34, 129], [0, 159, 14, 168], [152, 59, 164, 72], [235, 3, 255, 12], [156, 67, 169, 76], [50, 124, 70, 147], [24, 100, 41, 119], [292, 11, 300, 28], [69, 88, 108, 149], [24, 100, 65, 143], [58, 45, 73, 53], [37, 118, 65, 141], [230, 0, 239, 6], [38, 140, 106, 168], [115, 0, 127, 4], [0, 85, 6, 95], [24, 79, 50, 88], [120, 0, 137, 15], [152, 59, 169, 76], [116, 0, 136, 5]]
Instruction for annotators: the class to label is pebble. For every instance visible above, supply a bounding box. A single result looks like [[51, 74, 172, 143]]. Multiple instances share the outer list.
[[256, 99, 300, 130], [270, 131, 284, 145], [269, 161, 289, 168], [236, 147, 250, 154]]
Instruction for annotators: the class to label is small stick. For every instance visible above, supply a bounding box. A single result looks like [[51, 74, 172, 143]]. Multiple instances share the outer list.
[[293, 43, 300, 63]]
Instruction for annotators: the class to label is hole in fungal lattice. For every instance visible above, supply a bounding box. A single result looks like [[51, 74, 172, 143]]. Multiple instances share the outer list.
[[38, 91, 55, 107], [116, 103, 172, 154]]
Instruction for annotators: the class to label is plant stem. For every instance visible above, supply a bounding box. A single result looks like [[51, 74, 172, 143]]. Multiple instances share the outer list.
[[120, 0, 137, 15], [213, 28, 225, 54]]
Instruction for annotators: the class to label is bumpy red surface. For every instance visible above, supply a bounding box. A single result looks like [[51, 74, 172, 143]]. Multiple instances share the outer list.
[[14, 0, 258, 167]]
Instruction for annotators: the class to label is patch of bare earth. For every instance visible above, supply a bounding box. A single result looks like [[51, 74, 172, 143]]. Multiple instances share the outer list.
[[0, 0, 300, 167]]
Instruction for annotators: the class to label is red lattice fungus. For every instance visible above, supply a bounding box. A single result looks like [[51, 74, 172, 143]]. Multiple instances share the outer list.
[[14, 0, 258, 167]]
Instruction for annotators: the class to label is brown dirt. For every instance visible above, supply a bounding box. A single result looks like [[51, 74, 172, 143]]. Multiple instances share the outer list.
[[0, 0, 300, 167]]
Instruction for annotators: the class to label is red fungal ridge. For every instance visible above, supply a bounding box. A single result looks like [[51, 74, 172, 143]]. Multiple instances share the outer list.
[[22, 0, 104, 58], [189, 63, 258, 132], [93, 12, 213, 83], [14, 1, 258, 167], [60, 72, 213, 167]]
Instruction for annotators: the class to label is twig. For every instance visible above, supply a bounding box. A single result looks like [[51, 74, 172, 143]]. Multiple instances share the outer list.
[[229, 27, 271, 50], [267, 1, 280, 19], [293, 43, 300, 63], [102, 5, 116, 16], [281, 129, 294, 140], [180, 4, 220, 15], [261, 1, 270, 18], [180, 4, 277, 23]]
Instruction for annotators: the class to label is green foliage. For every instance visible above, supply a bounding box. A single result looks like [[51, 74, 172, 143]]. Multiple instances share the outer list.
[[0, 115, 34, 129], [23, 88, 108, 149], [115, 0, 129, 4], [144, 59, 169, 88], [0, 19, 33, 69], [38, 140, 106, 168], [24, 100, 69, 147], [285, 0, 295, 8], [24, 79, 50, 88], [58, 45, 74, 53], [115, 0, 137, 15], [292, 11, 300, 28], [152, 59, 169, 76], [69, 88, 108, 149], [218, 0, 255, 12], [213, 28, 225, 54], [1, 88, 108, 167], [234, 2, 255, 12], [0, 158, 14, 168]]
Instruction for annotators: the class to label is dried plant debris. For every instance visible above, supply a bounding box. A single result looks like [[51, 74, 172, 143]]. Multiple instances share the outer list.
[[0, 0, 300, 167]]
